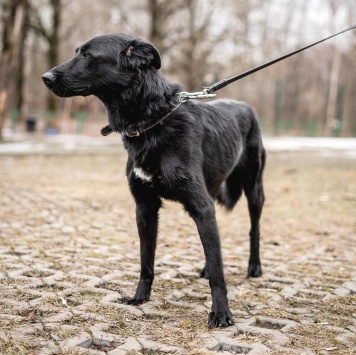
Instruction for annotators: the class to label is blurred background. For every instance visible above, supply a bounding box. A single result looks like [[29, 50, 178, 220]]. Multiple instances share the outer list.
[[0, 0, 355, 140]]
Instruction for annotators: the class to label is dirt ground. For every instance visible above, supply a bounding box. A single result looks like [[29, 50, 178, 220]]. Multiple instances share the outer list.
[[0, 144, 355, 354]]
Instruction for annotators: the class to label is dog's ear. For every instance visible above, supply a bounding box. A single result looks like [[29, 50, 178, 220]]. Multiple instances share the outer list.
[[122, 39, 161, 69]]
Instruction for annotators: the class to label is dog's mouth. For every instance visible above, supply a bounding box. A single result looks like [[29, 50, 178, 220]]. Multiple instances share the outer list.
[[42, 72, 92, 97], [50, 85, 91, 98], [43, 81, 92, 98]]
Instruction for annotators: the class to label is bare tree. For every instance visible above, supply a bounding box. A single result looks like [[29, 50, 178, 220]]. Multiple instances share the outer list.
[[1, 0, 355, 137], [0, 0, 28, 141], [30, 0, 62, 111]]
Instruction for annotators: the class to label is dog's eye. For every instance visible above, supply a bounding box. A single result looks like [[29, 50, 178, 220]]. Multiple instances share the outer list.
[[82, 51, 91, 58]]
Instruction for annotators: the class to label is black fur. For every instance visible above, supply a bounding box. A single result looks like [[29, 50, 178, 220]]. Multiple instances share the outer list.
[[42, 33, 266, 328]]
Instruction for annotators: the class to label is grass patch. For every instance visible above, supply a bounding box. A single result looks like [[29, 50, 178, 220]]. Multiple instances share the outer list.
[[61, 275, 89, 285], [85, 251, 108, 259], [179, 295, 208, 303], [86, 304, 137, 323], [295, 291, 325, 300], [0, 318, 23, 330], [17, 306, 58, 318], [0, 277, 31, 286], [238, 288, 272, 303], [313, 314, 352, 328], [14, 290, 41, 301], [68, 289, 104, 302], [35, 283, 66, 291], [43, 295, 82, 307], [0, 301, 14, 312], [96, 281, 123, 292], [230, 299, 255, 315], [254, 317, 285, 330], [287, 324, 344, 351], [0, 262, 8, 272], [153, 279, 186, 290], [258, 307, 301, 321], [322, 269, 352, 279], [287, 263, 320, 274], [105, 321, 141, 337], [155, 301, 189, 315], [307, 283, 335, 292], [142, 350, 170, 355], [121, 273, 139, 282], [323, 295, 356, 317], [51, 326, 82, 340], [63, 313, 98, 327], [0, 337, 40, 355], [235, 329, 272, 344], [22, 269, 54, 278], [148, 324, 201, 349], [285, 297, 314, 308], [0, 336, 41, 355], [178, 316, 208, 332], [57, 350, 91, 355]]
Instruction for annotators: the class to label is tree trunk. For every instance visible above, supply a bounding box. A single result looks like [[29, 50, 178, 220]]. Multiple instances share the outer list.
[[324, 47, 341, 136], [0, 0, 28, 141], [30, 0, 62, 112], [47, 0, 61, 111]]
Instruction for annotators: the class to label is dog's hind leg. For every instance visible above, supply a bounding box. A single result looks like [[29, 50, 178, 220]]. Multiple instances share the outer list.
[[217, 168, 244, 212], [243, 148, 266, 278], [126, 190, 162, 305]]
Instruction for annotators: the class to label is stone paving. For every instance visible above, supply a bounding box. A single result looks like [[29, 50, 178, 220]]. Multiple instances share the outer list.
[[0, 142, 355, 354]]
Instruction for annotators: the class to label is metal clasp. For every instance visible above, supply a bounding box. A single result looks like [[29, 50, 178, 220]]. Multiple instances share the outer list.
[[178, 89, 216, 102]]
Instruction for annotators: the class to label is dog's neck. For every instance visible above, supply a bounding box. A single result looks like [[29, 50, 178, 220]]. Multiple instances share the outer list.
[[98, 71, 181, 134]]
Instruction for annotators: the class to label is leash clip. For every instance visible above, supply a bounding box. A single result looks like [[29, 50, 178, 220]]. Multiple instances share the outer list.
[[178, 89, 216, 102]]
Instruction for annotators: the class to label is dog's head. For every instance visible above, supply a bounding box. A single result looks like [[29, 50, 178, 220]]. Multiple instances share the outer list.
[[42, 33, 161, 97]]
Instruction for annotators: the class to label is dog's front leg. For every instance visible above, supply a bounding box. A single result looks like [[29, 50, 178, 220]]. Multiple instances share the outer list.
[[183, 192, 234, 328], [126, 195, 161, 305]]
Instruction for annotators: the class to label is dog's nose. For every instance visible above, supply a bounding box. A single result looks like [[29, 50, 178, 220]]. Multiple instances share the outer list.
[[41, 71, 56, 87]]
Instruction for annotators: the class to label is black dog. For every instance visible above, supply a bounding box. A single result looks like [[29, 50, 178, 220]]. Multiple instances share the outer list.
[[42, 33, 266, 328]]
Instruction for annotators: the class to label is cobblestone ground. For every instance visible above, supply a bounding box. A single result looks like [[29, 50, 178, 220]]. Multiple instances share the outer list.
[[0, 145, 355, 354]]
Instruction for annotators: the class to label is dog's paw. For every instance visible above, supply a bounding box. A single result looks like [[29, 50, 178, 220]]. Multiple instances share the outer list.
[[199, 266, 209, 279], [124, 297, 147, 306], [208, 311, 234, 328], [247, 263, 262, 277]]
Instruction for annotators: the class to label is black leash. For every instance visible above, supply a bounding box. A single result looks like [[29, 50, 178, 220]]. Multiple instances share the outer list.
[[179, 24, 356, 101], [102, 24, 356, 137]]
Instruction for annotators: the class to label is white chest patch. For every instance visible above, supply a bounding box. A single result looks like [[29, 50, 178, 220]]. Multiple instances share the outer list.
[[133, 167, 153, 182]]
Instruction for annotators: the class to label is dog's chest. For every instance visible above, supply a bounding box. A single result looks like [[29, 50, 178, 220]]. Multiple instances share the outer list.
[[130, 163, 190, 199], [133, 167, 153, 182]]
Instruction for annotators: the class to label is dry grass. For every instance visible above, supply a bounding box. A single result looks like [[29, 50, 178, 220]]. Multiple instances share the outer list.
[[258, 306, 301, 321], [51, 327, 82, 340], [287, 324, 345, 352], [105, 321, 141, 337], [322, 295, 356, 317], [235, 329, 272, 344], [0, 335, 41, 355], [146, 322, 204, 349], [22, 269, 54, 278], [63, 313, 99, 327]]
